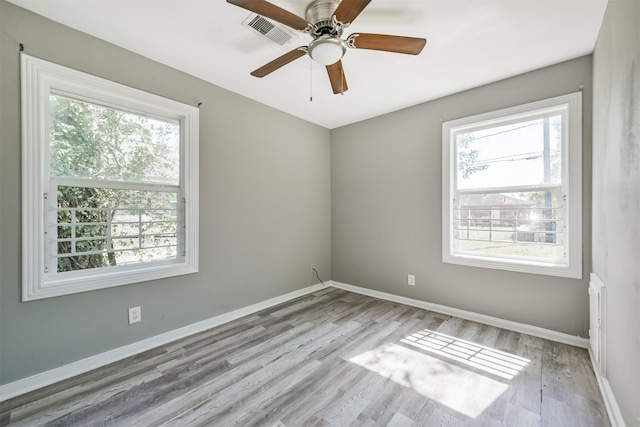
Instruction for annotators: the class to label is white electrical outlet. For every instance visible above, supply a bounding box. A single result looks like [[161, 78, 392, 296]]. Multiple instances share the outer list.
[[408, 274, 415, 286], [128, 306, 141, 324]]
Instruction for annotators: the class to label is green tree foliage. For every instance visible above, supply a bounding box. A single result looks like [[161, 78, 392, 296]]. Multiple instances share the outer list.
[[457, 133, 489, 179], [50, 95, 179, 272]]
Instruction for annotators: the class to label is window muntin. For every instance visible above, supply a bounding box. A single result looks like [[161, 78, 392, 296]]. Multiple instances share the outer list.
[[442, 93, 581, 278], [22, 54, 199, 301]]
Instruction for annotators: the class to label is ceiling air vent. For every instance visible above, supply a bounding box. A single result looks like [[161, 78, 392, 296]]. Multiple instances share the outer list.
[[242, 14, 296, 46]]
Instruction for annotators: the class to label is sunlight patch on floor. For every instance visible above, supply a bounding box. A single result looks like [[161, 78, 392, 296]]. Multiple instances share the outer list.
[[348, 330, 530, 418], [401, 329, 530, 380]]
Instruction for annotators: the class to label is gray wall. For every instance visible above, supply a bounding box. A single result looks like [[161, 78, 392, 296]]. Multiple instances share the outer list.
[[0, 0, 331, 385], [592, 0, 640, 425], [331, 56, 593, 337], [3, 0, 625, 401]]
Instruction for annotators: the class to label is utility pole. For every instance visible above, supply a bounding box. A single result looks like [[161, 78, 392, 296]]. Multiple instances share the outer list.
[[543, 117, 554, 243]]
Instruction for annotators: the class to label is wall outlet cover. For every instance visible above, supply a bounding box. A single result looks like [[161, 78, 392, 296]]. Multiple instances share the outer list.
[[128, 306, 141, 324]]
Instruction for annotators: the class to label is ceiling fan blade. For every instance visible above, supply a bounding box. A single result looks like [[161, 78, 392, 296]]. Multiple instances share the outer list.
[[333, 0, 372, 24], [348, 33, 427, 55], [227, 0, 309, 31], [326, 60, 348, 94], [251, 48, 307, 77]]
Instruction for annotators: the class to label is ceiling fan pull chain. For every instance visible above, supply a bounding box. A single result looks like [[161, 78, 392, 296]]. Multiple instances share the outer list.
[[309, 56, 313, 102]]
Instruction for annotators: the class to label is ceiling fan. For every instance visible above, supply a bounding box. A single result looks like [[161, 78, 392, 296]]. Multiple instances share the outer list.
[[227, 0, 427, 94]]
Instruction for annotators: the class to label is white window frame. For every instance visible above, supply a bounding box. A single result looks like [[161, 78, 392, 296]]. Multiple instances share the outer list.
[[21, 54, 199, 301], [442, 93, 582, 278]]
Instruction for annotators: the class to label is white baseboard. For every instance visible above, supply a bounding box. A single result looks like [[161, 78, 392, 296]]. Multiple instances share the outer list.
[[589, 348, 626, 427], [0, 283, 326, 402], [0, 280, 600, 404], [329, 281, 589, 349]]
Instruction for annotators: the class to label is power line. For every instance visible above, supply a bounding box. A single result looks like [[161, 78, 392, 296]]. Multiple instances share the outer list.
[[459, 151, 544, 166], [469, 122, 542, 141]]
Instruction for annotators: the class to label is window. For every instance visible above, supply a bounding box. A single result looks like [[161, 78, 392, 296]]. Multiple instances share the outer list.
[[21, 54, 199, 301], [442, 93, 582, 278]]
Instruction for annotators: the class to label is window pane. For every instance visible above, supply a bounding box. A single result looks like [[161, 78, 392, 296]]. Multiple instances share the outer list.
[[55, 185, 179, 273], [456, 116, 562, 189], [50, 94, 180, 185], [455, 190, 562, 260]]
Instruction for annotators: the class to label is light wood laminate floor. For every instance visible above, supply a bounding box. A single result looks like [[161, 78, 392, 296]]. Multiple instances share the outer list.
[[0, 287, 609, 426]]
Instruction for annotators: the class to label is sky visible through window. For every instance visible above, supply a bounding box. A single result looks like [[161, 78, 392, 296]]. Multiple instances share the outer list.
[[456, 116, 562, 190]]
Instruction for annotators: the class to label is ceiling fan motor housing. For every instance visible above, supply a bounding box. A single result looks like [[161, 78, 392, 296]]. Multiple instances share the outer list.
[[306, 0, 342, 36]]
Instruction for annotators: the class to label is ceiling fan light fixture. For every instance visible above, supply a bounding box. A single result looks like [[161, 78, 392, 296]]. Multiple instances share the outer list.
[[308, 36, 346, 66]]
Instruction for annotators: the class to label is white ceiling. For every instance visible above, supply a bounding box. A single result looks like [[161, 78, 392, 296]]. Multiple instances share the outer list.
[[8, 0, 608, 129]]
